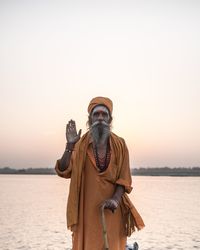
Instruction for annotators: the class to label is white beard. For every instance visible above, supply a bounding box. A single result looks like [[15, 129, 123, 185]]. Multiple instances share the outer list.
[[89, 121, 110, 146]]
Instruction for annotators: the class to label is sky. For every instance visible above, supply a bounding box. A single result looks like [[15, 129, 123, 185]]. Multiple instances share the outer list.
[[0, 0, 200, 169]]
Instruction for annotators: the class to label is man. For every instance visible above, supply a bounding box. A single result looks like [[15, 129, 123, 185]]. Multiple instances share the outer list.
[[55, 96, 144, 250]]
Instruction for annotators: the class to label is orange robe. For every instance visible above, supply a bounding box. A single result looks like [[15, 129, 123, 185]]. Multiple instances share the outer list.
[[55, 132, 144, 250]]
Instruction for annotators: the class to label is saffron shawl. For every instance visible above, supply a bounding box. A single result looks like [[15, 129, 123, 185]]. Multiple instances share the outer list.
[[55, 131, 145, 235]]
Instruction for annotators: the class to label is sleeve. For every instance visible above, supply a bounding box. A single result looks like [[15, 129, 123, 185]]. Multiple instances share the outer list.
[[115, 141, 133, 193], [54, 152, 74, 179]]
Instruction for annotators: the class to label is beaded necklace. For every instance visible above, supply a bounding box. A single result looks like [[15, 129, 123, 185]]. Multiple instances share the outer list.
[[93, 143, 111, 172]]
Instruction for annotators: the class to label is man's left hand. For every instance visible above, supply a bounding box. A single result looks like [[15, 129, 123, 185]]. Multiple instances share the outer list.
[[101, 199, 119, 213]]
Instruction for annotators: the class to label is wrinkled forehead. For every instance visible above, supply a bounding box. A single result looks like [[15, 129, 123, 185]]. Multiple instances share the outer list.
[[91, 105, 110, 115]]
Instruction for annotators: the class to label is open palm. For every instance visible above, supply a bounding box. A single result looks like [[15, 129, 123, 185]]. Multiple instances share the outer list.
[[66, 119, 81, 144]]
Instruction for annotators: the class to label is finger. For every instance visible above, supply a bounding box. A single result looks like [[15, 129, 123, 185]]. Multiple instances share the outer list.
[[106, 200, 117, 210], [105, 204, 115, 213], [105, 202, 113, 210], [68, 125, 73, 132], [111, 201, 118, 209], [68, 125, 73, 131], [68, 122, 75, 131], [101, 199, 110, 207], [69, 119, 74, 126], [70, 121, 76, 130], [69, 120, 73, 127]]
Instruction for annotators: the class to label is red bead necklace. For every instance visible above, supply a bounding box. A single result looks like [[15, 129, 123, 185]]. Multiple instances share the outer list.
[[93, 143, 111, 172]]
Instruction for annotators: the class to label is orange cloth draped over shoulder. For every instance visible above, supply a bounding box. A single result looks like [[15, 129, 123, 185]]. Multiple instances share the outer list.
[[55, 131, 145, 236]]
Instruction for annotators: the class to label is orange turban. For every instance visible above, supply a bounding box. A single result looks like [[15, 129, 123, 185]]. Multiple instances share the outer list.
[[88, 96, 113, 114]]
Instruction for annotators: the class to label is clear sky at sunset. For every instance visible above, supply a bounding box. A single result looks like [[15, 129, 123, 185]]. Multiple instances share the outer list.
[[1, 0, 200, 169]]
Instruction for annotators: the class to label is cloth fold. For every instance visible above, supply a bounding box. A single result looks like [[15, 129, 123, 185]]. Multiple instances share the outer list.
[[121, 194, 145, 236]]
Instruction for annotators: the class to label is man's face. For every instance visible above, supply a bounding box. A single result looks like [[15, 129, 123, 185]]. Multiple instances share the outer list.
[[89, 105, 111, 144], [90, 105, 110, 125]]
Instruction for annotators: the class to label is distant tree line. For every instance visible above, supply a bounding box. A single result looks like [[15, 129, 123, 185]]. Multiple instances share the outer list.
[[0, 166, 200, 176], [0, 167, 56, 175], [132, 167, 200, 176]]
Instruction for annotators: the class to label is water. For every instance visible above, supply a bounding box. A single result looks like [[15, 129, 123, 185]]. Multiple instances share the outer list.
[[0, 175, 199, 250]]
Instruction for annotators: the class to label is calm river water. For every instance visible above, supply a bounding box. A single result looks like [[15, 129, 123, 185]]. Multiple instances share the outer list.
[[0, 175, 199, 250]]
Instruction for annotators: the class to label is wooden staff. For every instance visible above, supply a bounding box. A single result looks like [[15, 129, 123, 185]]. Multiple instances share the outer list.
[[101, 205, 109, 250]]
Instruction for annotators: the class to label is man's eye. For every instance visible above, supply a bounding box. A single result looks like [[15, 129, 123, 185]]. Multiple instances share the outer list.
[[93, 112, 109, 117]]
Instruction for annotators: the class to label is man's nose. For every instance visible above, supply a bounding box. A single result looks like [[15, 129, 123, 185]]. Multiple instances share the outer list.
[[98, 113, 104, 120]]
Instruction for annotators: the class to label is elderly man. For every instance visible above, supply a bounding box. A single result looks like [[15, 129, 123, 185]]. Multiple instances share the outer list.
[[55, 97, 144, 250]]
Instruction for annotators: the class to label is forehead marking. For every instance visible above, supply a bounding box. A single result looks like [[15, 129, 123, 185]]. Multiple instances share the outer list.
[[92, 105, 109, 114]]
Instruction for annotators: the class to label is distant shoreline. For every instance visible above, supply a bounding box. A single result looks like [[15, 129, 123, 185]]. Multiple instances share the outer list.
[[0, 167, 200, 176], [132, 167, 200, 176]]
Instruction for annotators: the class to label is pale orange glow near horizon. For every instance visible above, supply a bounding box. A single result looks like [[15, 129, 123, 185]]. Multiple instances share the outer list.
[[1, 1, 200, 169]]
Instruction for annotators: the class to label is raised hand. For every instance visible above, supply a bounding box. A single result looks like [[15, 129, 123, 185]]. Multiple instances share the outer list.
[[66, 119, 82, 144]]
